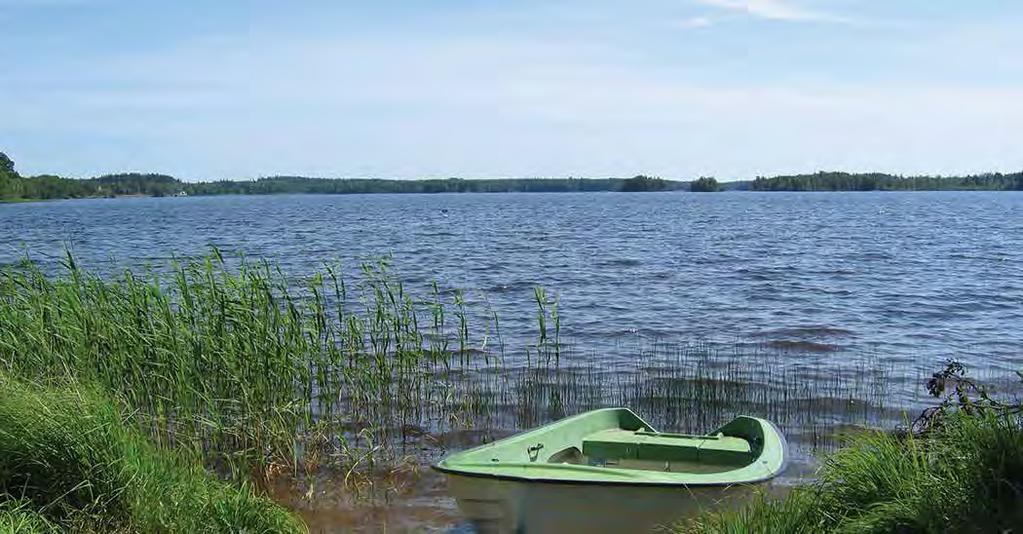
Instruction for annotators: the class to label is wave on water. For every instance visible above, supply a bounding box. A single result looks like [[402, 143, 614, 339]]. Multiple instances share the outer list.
[[598, 257, 642, 267], [485, 280, 537, 293], [764, 340, 843, 353], [756, 326, 856, 338]]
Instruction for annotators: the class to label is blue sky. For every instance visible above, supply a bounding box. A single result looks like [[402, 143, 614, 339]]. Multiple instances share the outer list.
[[2, 0, 1022, 181]]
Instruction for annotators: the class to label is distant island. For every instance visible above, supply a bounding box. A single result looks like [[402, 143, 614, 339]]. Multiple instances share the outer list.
[[2, 151, 1021, 202], [746, 172, 1023, 191]]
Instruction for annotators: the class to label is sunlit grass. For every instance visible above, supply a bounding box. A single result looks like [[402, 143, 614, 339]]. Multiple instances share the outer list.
[[674, 412, 1023, 533], [0, 374, 304, 532], [0, 500, 59, 534]]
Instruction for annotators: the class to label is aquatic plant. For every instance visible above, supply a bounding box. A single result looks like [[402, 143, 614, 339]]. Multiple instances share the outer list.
[[0, 251, 474, 475], [0, 250, 915, 494]]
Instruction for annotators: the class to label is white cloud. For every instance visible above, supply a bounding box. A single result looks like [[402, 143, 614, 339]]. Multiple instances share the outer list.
[[696, 0, 849, 23], [678, 16, 714, 29]]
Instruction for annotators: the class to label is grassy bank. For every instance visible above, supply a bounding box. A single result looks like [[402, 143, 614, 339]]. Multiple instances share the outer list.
[[676, 392, 1023, 532], [0, 375, 304, 533]]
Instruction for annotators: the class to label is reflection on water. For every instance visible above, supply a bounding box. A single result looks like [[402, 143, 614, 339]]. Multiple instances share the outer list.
[[268, 467, 462, 533]]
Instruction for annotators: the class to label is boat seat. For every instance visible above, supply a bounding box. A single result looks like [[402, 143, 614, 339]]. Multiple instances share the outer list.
[[581, 429, 752, 466]]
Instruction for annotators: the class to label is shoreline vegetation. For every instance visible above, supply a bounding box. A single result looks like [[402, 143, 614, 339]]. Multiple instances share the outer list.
[[674, 363, 1023, 533], [2, 151, 1022, 202], [0, 250, 1020, 530], [2, 250, 1021, 531], [0, 376, 304, 533]]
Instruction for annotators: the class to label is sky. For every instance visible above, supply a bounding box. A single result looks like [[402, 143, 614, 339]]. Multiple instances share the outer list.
[[2, 0, 1022, 181]]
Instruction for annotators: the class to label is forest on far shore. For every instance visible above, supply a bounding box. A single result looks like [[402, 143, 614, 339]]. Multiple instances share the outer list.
[[2, 151, 1021, 201]]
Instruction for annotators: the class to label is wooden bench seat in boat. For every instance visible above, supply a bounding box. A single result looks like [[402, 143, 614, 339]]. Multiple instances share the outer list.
[[581, 428, 753, 466]]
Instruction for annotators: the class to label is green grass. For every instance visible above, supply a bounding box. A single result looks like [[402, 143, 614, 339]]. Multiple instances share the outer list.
[[0, 500, 59, 534], [0, 252, 459, 475], [0, 374, 305, 533], [675, 412, 1023, 533]]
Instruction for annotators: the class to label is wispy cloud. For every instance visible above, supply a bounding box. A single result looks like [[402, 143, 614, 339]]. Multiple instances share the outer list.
[[678, 16, 714, 29], [696, 0, 849, 23], [4, 1, 1019, 179]]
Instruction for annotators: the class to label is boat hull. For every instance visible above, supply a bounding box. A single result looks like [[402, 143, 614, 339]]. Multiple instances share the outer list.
[[435, 409, 787, 531], [444, 473, 753, 533]]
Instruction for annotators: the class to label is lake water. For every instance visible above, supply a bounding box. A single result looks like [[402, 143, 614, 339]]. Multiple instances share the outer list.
[[3, 191, 1022, 372], [4, 191, 1023, 530]]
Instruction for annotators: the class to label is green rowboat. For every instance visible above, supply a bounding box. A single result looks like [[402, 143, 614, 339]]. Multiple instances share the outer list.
[[434, 408, 787, 532]]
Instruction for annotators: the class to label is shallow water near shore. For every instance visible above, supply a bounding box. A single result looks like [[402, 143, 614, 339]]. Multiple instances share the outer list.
[[258, 344, 987, 532]]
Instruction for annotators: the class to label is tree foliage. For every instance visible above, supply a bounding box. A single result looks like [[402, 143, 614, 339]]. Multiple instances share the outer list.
[[190, 176, 680, 195], [750, 171, 1023, 191], [619, 175, 670, 192], [0, 156, 687, 200], [690, 176, 721, 192], [3, 150, 1023, 201], [0, 152, 14, 174]]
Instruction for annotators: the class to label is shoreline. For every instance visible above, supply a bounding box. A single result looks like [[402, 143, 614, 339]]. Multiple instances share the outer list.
[[4, 188, 1023, 204]]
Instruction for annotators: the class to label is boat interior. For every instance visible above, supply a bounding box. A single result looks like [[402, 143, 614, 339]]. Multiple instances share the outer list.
[[545, 428, 758, 474]]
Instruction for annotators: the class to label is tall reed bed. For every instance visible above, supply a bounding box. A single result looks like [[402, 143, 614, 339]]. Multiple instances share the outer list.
[[0, 251, 907, 486], [0, 252, 532, 477], [409, 346, 897, 456]]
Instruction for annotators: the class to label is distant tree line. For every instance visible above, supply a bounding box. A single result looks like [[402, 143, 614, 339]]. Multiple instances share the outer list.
[[749, 171, 1023, 191], [0, 152, 685, 200], [0, 171, 183, 200], [3, 151, 1023, 202], [190, 175, 684, 195], [1, 153, 186, 200]]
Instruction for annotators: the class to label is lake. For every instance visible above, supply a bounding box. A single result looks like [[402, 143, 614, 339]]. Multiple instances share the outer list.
[[3, 191, 1023, 530], [3, 191, 1022, 371]]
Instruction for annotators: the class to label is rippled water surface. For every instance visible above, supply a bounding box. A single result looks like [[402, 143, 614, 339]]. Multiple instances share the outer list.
[[4, 191, 1022, 370]]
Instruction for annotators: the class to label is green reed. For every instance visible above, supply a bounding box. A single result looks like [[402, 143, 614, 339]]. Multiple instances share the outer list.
[[532, 286, 560, 365], [0, 251, 483, 477], [432, 344, 900, 453], [0, 250, 928, 490]]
